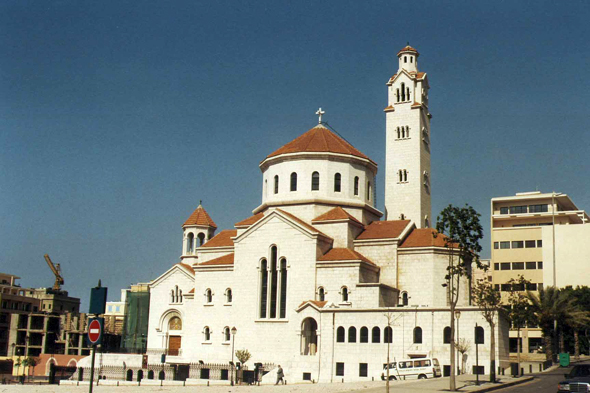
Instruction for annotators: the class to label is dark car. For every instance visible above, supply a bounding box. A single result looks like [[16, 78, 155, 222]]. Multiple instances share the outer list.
[[558, 364, 590, 392]]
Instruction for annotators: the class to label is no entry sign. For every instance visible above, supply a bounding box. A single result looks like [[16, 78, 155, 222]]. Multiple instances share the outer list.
[[87, 318, 103, 345]]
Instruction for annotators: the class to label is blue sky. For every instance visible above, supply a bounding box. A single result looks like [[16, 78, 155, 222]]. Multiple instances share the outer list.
[[2, 1, 589, 308]]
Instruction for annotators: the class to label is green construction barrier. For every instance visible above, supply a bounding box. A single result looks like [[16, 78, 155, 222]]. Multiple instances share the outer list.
[[559, 353, 570, 367]]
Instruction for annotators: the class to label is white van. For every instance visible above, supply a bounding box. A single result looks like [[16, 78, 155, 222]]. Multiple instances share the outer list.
[[380, 358, 441, 380]]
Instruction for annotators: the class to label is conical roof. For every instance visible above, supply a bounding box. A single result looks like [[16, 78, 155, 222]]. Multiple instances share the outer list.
[[183, 204, 217, 228], [397, 45, 419, 56], [266, 125, 375, 165]]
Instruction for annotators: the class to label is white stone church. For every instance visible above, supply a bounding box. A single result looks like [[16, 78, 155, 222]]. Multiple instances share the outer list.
[[146, 45, 510, 383]]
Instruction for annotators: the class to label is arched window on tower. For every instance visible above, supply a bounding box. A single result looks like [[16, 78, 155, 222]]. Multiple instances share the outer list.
[[224, 326, 231, 342], [341, 286, 349, 302], [399, 170, 403, 183], [407, 87, 411, 102], [396, 89, 400, 102], [401, 83, 406, 101], [406, 126, 410, 138], [225, 288, 232, 303], [204, 326, 211, 341], [404, 56, 407, 63], [259, 259, 268, 318], [290, 172, 297, 192], [402, 291, 409, 306], [274, 175, 279, 194], [186, 233, 194, 254], [354, 176, 359, 196], [311, 172, 320, 191], [402, 128, 405, 138], [205, 288, 212, 303], [397, 127, 401, 138], [318, 287, 325, 301], [197, 232, 205, 247], [367, 181, 372, 201], [403, 170, 408, 182], [334, 173, 341, 192]]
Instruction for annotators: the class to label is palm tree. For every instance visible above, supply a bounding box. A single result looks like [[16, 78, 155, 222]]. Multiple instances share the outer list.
[[527, 287, 588, 361]]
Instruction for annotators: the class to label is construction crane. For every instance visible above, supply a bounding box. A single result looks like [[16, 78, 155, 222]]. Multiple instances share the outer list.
[[44, 254, 64, 291]]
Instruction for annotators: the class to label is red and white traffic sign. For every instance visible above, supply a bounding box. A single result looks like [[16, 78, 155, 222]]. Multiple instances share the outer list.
[[88, 318, 102, 345]]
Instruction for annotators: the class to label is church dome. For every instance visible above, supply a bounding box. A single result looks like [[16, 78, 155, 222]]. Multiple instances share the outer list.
[[397, 45, 419, 57], [256, 121, 381, 223]]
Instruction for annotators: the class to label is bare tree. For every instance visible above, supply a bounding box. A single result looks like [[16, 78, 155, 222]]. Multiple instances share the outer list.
[[472, 278, 501, 382], [384, 310, 402, 393]]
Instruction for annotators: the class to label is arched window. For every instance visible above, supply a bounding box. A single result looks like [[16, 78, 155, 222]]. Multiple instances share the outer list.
[[334, 173, 341, 192], [274, 175, 279, 194], [224, 326, 231, 342], [279, 258, 288, 318], [290, 172, 297, 191], [269, 246, 278, 318], [259, 259, 268, 318], [336, 326, 345, 342], [311, 172, 320, 191], [348, 326, 357, 343], [443, 326, 451, 344], [402, 292, 409, 306], [341, 286, 349, 302], [399, 170, 403, 182], [401, 83, 406, 101], [406, 126, 410, 138], [360, 327, 369, 343], [402, 128, 405, 138], [158, 370, 165, 380], [400, 213, 406, 220], [407, 87, 410, 101], [372, 327, 381, 343], [403, 170, 408, 182], [475, 326, 485, 344], [148, 370, 154, 380], [397, 127, 401, 138], [205, 289, 212, 303], [197, 232, 205, 247], [367, 181, 372, 200], [384, 326, 393, 343], [226, 288, 232, 303], [413, 327, 423, 344], [425, 216, 429, 228], [404, 56, 407, 63], [354, 177, 359, 196], [204, 326, 211, 341], [137, 370, 144, 382], [396, 89, 400, 102], [318, 287, 325, 301], [301, 318, 318, 355], [126, 369, 133, 381], [186, 233, 194, 254]]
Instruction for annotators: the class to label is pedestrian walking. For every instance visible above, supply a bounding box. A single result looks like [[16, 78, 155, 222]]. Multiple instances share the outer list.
[[275, 365, 284, 385]]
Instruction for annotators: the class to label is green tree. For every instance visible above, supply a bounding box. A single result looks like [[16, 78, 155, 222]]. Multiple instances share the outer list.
[[235, 349, 251, 366], [561, 286, 590, 359], [506, 275, 535, 376], [436, 204, 483, 391], [472, 278, 501, 382]]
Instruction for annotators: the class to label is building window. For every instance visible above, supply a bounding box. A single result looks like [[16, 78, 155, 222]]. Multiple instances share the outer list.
[[494, 284, 500, 291], [336, 363, 344, 376], [494, 263, 499, 270], [529, 204, 548, 213], [500, 262, 510, 270], [205, 289, 212, 303], [475, 326, 485, 344], [510, 206, 527, 214], [204, 326, 211, 341], [359, 363, 368, 377], [413, 327, 422, 344], [494, 242, 499, 249], [341, 287, 349, 302], [269, 247, 278, 318], [538, 261, 543, 269], [401, 292, 409, 306], [525, 240, 536, 248], [500, 241, 510, 249], [198, 232, 205, 246], [279, 258, 288, 318], [512, 262, 524, 270], [512, 241, 524, 249], [318, 287, 325, 301], [225, 288, 232, 303], [401, 83, 406, 101], [501, 284, 511, 291], [301, 317, 318, 355], [443, 326, 451, 344], [259, 259, 268, 318], [224, 327, 231, 342], [290, 172, 297, 191], [360, 327, 369, 343], [337, 326, 345, 343], [274, 175, 279, 194], [500, 207, 509, 214], [372, 327, 380, 343], [398, 170, 403, 182], [537, 240, 543, 247], [186, 233, 194, 254], [334, 173, 341, 192], [367, 182, 372, 200], [384, 326, 393, 343], [348, 327, 357, 343], [354, 177, 359, 196], [526, 261, 537, 270], [311, 172, 320, 191]]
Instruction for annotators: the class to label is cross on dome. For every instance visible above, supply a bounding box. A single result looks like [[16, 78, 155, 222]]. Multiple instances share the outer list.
[[316, 108, 325, 124]]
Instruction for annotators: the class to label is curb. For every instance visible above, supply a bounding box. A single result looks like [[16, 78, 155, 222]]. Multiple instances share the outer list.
[[467, 376, 534, 393]]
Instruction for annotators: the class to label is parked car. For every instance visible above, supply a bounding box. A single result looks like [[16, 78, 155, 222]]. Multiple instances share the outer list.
[[557, 364, 590, 392], [381, 358, 441, 380]]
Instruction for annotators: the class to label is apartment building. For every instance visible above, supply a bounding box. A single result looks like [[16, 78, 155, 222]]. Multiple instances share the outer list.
[[491, 191, 589, 357]]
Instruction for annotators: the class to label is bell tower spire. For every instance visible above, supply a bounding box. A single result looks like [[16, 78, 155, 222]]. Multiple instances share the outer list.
[[384, 44, 432, 228]]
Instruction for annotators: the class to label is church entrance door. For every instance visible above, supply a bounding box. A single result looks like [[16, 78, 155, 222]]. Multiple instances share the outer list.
[[168, 336, 181, 356]]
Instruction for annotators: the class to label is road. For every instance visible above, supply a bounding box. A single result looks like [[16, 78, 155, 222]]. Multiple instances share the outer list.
[[495, 364, 579, 393]]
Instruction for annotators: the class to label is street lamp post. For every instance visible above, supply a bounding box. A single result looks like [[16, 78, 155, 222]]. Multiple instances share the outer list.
[[231, 327, 237, 386]]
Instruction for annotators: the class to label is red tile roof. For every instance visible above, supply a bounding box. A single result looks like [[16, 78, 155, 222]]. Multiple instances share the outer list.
[[201, 229, 237, 248], [298, 300, 327, 309], [266, 125, 376, 165], [183, 204, 217, 228], [235, 212, 265, 227], [199, 253, 234, 266], [398, 45, 419, 56], [356, 220, 411, 240], [276, 209, 332, 240], [399, 228, 453, 248], [318, 248, 375, 266], [176, 263, 195, 274], [189, 288, 195, 293], [312, 207, 362, 225]]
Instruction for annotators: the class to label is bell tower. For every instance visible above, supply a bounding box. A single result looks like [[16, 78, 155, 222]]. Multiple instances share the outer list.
[[384, 45, 432, 228]]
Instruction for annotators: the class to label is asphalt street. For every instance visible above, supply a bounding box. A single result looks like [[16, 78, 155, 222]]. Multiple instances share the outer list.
[[495, 363, 582, 393]]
